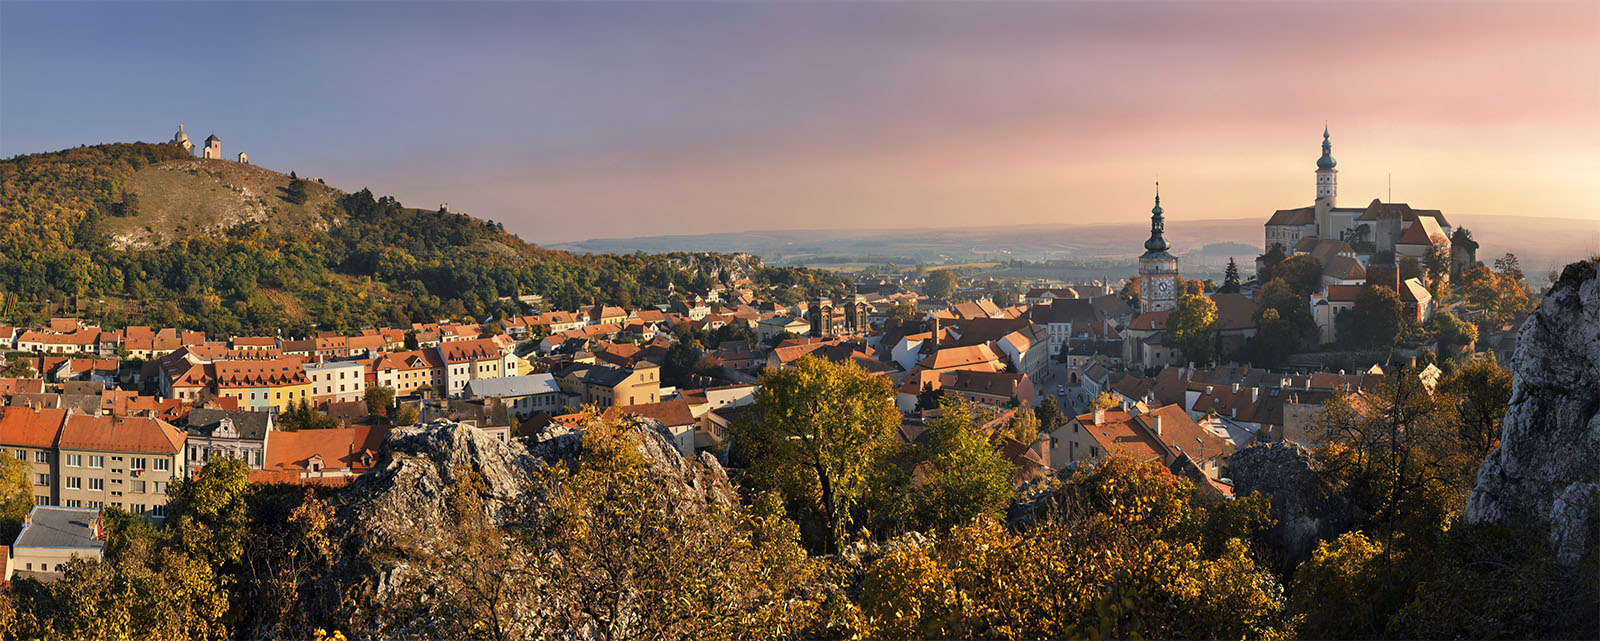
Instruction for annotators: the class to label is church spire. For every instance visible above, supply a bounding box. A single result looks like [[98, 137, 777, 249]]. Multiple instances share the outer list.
[[1317, 124, 1336, 171], [1143, 181, 1171, 255]]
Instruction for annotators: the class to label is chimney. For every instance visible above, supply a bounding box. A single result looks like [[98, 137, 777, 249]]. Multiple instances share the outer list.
[[1154, 413, 1163, 435], [1093, 407, 1106, 425]]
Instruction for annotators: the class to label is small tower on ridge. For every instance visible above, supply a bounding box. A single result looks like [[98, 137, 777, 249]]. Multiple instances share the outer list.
[[203, 134, 221, 160]]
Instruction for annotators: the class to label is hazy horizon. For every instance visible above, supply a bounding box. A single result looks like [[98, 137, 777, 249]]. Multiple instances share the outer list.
[[4, 1, 1598, 244]]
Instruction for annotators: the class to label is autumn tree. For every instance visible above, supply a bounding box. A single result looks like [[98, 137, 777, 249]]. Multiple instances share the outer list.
[[537, 415, 828, 640], [364, 384, 395, 419], [873, 398, 1016, 535], [0, 455, 32, 542], [856, 456, 1287, 640], [1, 359, 34, 378], [1164, 293, 1219, 365], [1091, 392, 1120, 410], [924, 269, 957, 300], [1035, 395, 1065, 431], [733, 355, 901, 551], [1439, 356, 1512, 459], [886, 301, 920, 326], [1269, 254, 1323, 296], [1342, 284, 1405, 349]]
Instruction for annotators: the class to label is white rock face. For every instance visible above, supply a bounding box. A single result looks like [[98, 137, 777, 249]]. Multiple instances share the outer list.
[[1464, 260, 1600, 566]]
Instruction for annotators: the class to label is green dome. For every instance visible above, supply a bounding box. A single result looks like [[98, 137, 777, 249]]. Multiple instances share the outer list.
[[1317, 126, 1336, 171], [1143, 188, 1171, 254]]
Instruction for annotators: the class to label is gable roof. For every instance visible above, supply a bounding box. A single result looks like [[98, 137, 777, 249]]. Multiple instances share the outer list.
[[186, 408, 272, 440], [602, 398, 696, 427], [58, 413, 185, 454], [263, 425, 390, 476], [0, 407, 66, 448], [1265, 206, 1316, 226], [1209, 293, 1260, 331]]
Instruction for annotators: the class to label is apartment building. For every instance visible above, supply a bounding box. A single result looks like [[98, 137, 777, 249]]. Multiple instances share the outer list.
[[55, 412, 185, 519], [305, 360, 367, 405]]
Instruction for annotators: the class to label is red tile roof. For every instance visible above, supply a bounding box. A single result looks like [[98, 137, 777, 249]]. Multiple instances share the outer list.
[[0, 407, 66, 448], [57, 412, 184, 454]]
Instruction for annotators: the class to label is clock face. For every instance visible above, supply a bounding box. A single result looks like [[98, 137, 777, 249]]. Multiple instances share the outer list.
[[1153, 278, 1174, 298]]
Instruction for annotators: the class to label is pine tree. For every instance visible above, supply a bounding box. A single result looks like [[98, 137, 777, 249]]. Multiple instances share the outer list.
[[1221, 257, 1242, 293]]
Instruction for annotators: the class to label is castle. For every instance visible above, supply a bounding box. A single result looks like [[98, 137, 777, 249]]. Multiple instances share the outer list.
[[171, 123, 246, 164], [1263, 127, 1452, 262]]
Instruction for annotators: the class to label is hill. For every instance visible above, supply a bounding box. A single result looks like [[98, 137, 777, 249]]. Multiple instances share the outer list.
[[0, 142, 850, 334], [109, 158, 344, 249]]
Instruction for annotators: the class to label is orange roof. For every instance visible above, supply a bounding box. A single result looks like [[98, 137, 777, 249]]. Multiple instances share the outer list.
[[57, 412, 184, 454], [0, 407, 66, 448], [1127, 311, 1173, 331], [263, 425, 390, 476], [602, 398, 696, 427], [214, 358, 308, 387], [439, 338, 502, 363]]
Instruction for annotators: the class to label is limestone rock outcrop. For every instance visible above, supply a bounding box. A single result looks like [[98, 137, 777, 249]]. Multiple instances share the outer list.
[[1465, 259, 1600, 566], [1228, 441, 1351, 571]]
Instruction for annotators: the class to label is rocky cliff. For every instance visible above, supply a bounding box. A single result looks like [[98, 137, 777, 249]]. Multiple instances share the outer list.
[[1227, 441, 1352, 572], [313, 418, 738, 635], [1464, 258, 1600, 566]]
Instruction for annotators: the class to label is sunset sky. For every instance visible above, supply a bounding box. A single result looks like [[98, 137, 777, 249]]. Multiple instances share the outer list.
[[3, 1, 1597, 243]]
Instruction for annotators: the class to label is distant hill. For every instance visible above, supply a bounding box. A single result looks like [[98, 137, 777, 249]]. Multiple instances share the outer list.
[[0, 142, 849, 334], [557, 214, 1596, 278]]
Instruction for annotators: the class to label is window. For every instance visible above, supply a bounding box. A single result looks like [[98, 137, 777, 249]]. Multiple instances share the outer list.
[[12, 449, 23, 461], [153, 458, 170, 472], [65, 477, 81, 490], [34, 451, 46, 463], [66, 454, 81, 467], [89, 478, 104, 491], [36, 474, 49, 486], [151, 504, 167, 517], [64, 499, 81, 507], [88, 501, 103, 508], [131, 457, 146, 471], [88, 455, 104, 469], [131, 504, 144, 514], [153, 481, 168, 494], [131, 480, 146, 493]]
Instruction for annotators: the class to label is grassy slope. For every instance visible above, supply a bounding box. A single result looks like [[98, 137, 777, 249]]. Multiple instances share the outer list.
[[108, 158, 345, 249]]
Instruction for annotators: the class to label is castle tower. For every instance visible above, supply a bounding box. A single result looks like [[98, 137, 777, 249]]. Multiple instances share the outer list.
[[1137, 183, 1181, 314], [203, 134, 221, 160], [1314, 125, 1338, 237], [172, 123, 192, 154]]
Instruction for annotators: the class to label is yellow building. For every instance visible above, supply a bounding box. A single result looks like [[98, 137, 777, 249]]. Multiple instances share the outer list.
[[213, 358, 311, 413]]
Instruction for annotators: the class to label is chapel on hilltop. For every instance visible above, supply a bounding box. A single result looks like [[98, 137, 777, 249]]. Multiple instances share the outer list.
[[172, 123, 245, 163]]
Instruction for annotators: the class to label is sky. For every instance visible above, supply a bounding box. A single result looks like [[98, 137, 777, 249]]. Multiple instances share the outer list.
[[3, 1, 1598, 244]]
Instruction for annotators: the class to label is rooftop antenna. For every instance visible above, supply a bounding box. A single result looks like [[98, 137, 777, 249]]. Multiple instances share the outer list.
[[1388, 173, 1392, 202]]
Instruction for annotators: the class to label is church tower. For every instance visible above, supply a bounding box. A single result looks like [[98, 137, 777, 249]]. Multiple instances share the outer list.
[[172, 123, 193, 154], [1314, 125, 1338, 237], [203, 134, 221, 160], [1137, 183, 1181, 314]]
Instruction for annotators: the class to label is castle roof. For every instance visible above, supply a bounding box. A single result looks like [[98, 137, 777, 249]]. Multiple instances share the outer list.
[[1265, 207, 1315, 226]]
